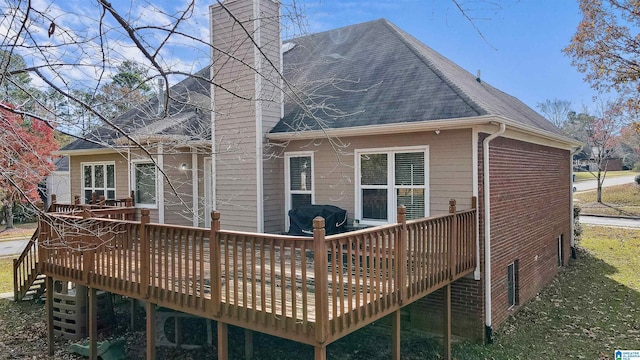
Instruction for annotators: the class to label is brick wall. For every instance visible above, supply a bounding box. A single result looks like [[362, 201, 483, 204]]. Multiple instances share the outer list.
[[409, 133, 571, 342], [484, 135, 571, 330]]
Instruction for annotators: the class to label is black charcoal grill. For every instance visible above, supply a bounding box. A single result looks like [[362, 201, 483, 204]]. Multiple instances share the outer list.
[[287, 205, 347, 236]]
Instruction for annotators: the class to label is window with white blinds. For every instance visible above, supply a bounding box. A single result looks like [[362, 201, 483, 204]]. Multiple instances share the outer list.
[[357, 147, 428, 224]]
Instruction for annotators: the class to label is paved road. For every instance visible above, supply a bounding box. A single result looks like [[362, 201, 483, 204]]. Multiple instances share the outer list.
[[574, 175, 637, 192], [580, 215, 640, 228], [0, 238, 29, 258]]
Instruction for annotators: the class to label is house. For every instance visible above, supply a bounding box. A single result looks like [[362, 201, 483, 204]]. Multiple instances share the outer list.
[[53, 0, 581, 342], [44, 156, 71, 207]]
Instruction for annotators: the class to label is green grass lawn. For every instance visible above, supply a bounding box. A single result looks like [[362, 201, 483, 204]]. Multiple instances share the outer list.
[[454, 225, 640, 359], [574, 183, 640, 216], [573, 170, 638, 182], [0, 257, 12, 294]]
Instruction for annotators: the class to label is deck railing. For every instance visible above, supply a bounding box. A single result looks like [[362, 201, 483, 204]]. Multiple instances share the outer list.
[[11, 195, 136, 301], [37, 199, 476, 346]]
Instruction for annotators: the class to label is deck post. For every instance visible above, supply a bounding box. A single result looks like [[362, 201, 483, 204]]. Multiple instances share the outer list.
[[12, 258, 18, 301], [82, 210, 93, 286], [145, 302, 156, 360], [50, 194, 57, 212], [140, 209, 150, 298], [312, 216, 328, 345], [99, 195, 106, 208], [46, 276, 54, 356], [89, 287, 98, 360], [391, 309, 401, 360], [37, 216, 47, 268], [244, 329, 254, 360], [210, 211, 222, 317], [396, 206, 407, 305], [74, 195, 80, 205], [218, 322, 229, 360], [443, 283, 452, 360], [314, 345, 327, 360], [448, 199, 457, 279]]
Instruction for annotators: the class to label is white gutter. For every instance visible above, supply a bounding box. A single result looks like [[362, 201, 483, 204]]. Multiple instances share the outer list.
[[192, 149, 199, 227], [158, 143, 165, 224], [254, 0, 264, 233], [472, 129, 480, 280], [267, 114, 581, 150], [570, 145, 583, 258], [209, 5, 217, 214], [483, 122, 505, 342]]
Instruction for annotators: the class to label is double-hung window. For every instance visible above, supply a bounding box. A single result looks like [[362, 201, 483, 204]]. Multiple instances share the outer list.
[[82, 162, 115, 203], [285, 152, 314, 221], [357, 147, 428, 224], [132, 162, 157, 207]]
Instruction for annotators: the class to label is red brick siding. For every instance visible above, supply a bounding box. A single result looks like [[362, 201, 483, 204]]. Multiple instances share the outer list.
[[410, 134, 571, 341], [409, 277, 484, 339], [481, 135, 571, 330]]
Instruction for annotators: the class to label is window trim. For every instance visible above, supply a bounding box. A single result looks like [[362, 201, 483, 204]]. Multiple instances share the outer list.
[[355, 146, 429, 225], [81, 161, 116, 204], [284, 151, 315, 229], [131, 160, 158, 209], [557, 234, 564, 267]]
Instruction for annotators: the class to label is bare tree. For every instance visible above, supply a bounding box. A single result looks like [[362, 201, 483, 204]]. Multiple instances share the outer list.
[[537, 98, 572, 129], [582, 100, 627, 203]]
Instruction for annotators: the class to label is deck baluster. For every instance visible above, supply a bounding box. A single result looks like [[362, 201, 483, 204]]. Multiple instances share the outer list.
[[140, 209, 150, 298], [449, 199, 457, 279], [397, 206, 407, 305]]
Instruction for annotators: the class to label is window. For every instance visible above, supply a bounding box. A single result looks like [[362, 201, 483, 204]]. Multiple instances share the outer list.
[[557, 234, 564, 267], [133, 162, 157, 207], [285, 152, 314, 221], [82, 163, 115, 203], [356, 147, 428, 224], [507, 260, 519, 308]]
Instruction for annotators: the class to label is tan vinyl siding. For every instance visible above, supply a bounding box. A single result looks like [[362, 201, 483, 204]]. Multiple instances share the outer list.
[[279, 129, 473, 227], [162, 152, 195, 226], [211, 0, 281, 232], [263, 154, 284, 233]]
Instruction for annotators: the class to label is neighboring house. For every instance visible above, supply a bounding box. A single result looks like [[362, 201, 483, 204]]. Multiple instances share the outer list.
[[44, 156, 71, 207], [55, 0, 581, 342]]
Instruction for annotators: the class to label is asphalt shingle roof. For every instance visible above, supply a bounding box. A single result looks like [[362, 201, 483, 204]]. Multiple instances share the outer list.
[[63, 19, 564, 152], [62, 66, 211, 151], [271, 19, 564, 136]]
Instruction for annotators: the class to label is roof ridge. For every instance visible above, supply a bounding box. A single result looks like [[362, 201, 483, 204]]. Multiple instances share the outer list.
[[286, 18, 386, 43], [379, 20, 487, 117]]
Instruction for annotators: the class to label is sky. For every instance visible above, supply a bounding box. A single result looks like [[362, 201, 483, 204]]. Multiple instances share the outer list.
[[2, 0, 596, 115], [299, 0, 595, 114]]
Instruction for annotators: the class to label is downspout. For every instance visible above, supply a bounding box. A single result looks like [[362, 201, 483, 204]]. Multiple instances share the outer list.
[[483, 122, 505, 343], [570, 146, 583, 259]]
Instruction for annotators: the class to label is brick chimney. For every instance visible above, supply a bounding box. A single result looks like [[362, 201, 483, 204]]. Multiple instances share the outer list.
[[209, 0, 282, 232]]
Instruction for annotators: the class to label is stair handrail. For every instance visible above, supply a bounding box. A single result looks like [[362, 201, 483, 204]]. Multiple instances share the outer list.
[[12, 229, 39, 301]]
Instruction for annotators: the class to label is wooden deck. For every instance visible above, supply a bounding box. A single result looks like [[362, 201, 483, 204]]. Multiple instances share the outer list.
[[36, 200, 476, 359]]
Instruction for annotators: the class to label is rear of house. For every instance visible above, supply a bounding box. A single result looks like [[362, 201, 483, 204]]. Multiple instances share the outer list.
[[54, 2, 579, 343]]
